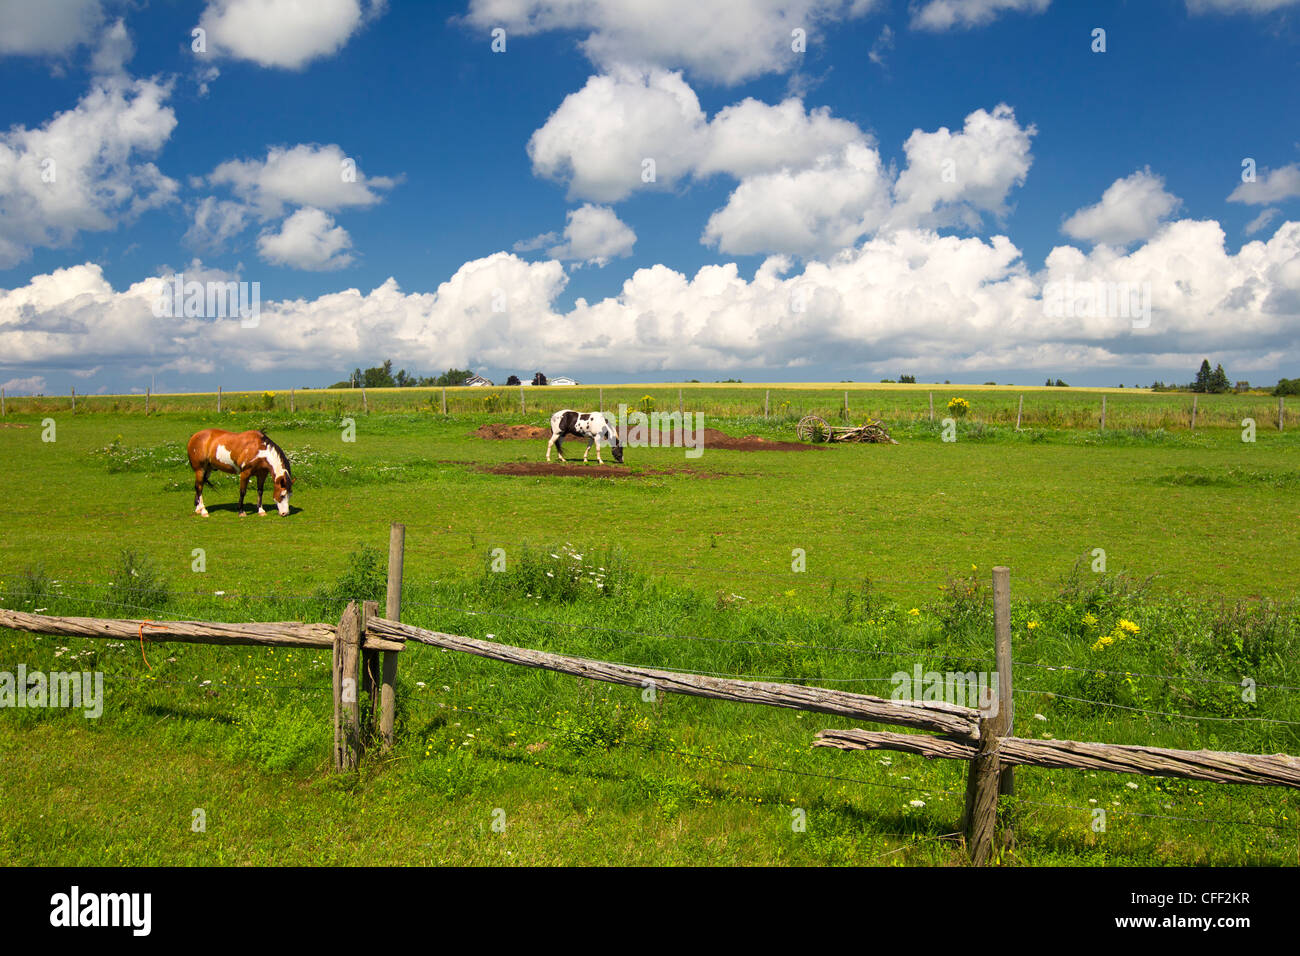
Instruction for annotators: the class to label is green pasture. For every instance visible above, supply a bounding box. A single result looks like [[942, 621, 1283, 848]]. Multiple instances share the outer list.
[[1, 390, 1298, 865]]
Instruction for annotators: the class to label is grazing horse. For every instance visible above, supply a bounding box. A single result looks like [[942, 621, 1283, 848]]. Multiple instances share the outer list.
[[187, 429, 293, 517], [547, 410, 623, 464]]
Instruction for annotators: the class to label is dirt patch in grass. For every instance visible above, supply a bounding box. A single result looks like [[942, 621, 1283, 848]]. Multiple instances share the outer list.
[[474, 423, 551, 440], [478, 463, 722, 479], [0, 422, 31, 428], [474, 422, 815, 452], [695, 428, 816, 452]]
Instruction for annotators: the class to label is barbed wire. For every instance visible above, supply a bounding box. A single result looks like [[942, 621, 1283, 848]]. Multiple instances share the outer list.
[[1014, 688, 1300, 726], [1002, 793, 1297, 832]]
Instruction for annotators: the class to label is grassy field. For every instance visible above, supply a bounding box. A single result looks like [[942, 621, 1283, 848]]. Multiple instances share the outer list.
[[1, 385, 1298, 865]]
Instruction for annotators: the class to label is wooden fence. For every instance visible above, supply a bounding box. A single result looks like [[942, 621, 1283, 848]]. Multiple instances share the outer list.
[[2, 529, 1298, 865]]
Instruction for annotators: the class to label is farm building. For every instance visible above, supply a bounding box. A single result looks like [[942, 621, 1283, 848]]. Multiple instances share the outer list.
[[462, 374, 494, 387], [549, 376, 579, 386]]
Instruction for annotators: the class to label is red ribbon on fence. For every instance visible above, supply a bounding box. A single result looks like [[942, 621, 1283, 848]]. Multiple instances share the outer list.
[[137, 621, 168, 670]]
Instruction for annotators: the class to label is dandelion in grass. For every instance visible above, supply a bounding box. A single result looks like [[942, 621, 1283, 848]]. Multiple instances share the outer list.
[[908, 608, 920, 616], [1117, 619, 1140, 634]]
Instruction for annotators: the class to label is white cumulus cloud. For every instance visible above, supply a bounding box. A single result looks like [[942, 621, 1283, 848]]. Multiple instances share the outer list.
[[196, 0, 385, 70], [464, 0, 879, 86], [0, 74, 178, 268], [544, 205, 637, 266], [257, 207, 354, 270], [911, 0, 1051, 30], [1062, 168, 1182, 246]]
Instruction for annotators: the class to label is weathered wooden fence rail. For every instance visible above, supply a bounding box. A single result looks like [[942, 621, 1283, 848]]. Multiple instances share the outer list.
[[3, 530, 1298, 866], [366, 617, 980, 737]]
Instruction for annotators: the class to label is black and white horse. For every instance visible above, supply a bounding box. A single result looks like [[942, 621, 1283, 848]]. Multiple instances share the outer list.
[[547, 410, 624, 464]]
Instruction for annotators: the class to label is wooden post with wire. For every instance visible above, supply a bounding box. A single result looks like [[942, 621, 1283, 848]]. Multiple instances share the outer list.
[[520, 385, 526, 415], [962, 565, 1013, 864], [929, 392, 934, 422], [441, 387, 447, 415], [381, 522, 404, 751], [333, 601, 363, 771], [71, 388, 76, 412], [1100, 395, 1106, 431], [290, 388, 295, 413], [217, 386, 222, 413], [362, 387, 368, 413], [764, 389, 770, 419], [1015, 395, 1023, 431]]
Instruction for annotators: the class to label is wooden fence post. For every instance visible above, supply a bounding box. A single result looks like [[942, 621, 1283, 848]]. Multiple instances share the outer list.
[[1191, 394, 1198, 430], [1, 387, 5, 416], [963, 565, 1012, 864], [843, 390, 849, 421], [217, 386, 222, 413], [334, 601, 363, 771], [290, 388, 295, 413], [362, 387, 368, 413], [71, 387, 76, 412], [764, 389, 770, 419], [1100, 395, 1106, 431], [1280, 396, 1285, 432], [441, 387, 447, 415], [145, 388, 151, 415], [1015, 395, 1022, 430], [381, 522, 404, 751], [520, 385, 526, 414]]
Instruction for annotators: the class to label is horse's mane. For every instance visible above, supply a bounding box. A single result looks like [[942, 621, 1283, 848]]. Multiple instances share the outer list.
[[259, 431, 293, 481]]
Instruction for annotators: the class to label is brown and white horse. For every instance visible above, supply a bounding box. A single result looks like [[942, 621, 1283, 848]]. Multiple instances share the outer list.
[[187, 429, 293, 517]]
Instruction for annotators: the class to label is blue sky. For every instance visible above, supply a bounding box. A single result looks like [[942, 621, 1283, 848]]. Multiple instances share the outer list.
[[2, 0, 1299, 394]]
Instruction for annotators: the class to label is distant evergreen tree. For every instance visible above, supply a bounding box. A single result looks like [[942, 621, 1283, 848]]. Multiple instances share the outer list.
[[506, 374, 521, 386], [1193, 359, 1213, 393]]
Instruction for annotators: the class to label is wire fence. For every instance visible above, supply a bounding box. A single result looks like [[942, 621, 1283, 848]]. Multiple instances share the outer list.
[[3, 561, 1298, 857]]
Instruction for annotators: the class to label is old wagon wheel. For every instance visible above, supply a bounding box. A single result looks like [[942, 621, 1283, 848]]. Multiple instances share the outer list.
[[797, 414, 832, 443]]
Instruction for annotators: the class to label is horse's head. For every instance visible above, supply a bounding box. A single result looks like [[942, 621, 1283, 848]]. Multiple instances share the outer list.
[[606, 421, 624, 463], [273, 471, 293, 515]]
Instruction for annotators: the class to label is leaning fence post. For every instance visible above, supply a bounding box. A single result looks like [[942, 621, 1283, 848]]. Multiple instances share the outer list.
[[1015, 395, 1022, 430], [334, 601, 363, 771], [963, 565, 1012, 864], [362, 387, 368, 414], [381, 522, 404, 751]]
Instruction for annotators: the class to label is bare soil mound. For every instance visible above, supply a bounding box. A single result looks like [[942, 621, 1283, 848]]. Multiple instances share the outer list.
[[696, 428, 815, 452], [478, 463, 720, 479], [474, 423, 550, 440], [472, 422, 814, 451]]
